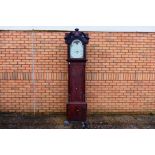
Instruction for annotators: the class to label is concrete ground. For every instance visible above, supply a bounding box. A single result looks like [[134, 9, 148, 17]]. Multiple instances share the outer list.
[[0, 113, 155, 129]]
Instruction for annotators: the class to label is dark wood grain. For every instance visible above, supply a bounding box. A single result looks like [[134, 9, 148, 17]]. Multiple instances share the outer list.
[[69, 62, 85, 102]]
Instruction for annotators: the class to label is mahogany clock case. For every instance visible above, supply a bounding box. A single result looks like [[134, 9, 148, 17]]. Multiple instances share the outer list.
[[65, 29, 89, 121]]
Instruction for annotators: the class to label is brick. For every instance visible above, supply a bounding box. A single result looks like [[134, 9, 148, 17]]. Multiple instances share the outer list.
[[0, 31, 155, 113]]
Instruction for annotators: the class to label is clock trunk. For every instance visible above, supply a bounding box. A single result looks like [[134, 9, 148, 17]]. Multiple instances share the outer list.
[[68, 62, 85, 102], [67, 62, 86, 121]]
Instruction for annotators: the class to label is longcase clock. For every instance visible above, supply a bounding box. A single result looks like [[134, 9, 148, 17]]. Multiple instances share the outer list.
[[65, 28, 89, 121]]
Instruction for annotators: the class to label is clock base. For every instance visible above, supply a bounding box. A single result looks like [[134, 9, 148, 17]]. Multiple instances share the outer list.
[[67, 102, 87, 121]]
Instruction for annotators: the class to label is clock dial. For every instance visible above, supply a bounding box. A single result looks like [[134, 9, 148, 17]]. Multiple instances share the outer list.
[[70, 39, 84, 58]]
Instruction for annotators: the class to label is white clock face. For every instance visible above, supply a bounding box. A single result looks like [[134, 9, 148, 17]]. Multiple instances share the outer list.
[[70, 39, 84, 58]]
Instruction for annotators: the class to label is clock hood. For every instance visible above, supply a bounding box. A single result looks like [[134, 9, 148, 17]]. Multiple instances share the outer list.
[[65, 28, 89, 45]]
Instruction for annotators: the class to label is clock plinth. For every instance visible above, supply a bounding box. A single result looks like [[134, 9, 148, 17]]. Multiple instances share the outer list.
[[67, 102, 87, 121], [65, 28, 89, 122]]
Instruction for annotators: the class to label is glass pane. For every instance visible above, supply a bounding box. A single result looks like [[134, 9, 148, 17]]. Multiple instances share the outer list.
[[70, 39, 84, 58]]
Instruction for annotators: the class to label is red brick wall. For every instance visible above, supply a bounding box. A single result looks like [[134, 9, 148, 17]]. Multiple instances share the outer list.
[[0, 31, 155, 114]]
